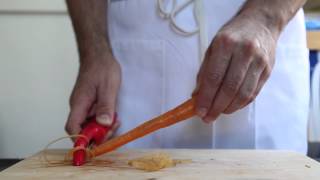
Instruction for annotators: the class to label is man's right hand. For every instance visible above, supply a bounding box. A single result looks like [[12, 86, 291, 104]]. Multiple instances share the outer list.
[[65, 50, 121, 137], [65, 0, 120, 139]]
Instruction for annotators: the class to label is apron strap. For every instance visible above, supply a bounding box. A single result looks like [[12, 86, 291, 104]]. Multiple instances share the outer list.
[[157, 0, 208, 62]]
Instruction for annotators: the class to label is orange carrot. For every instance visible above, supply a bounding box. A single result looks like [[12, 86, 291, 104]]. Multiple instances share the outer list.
[[89, 97, 196, 157]]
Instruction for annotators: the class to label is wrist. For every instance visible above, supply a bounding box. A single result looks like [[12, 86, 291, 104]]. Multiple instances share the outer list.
[[78, 39, 115, 66], [239, 9, 285, 39], [237, 0, 296, 39], [79, 45, 116, 69], [78, 37, 112, 56]]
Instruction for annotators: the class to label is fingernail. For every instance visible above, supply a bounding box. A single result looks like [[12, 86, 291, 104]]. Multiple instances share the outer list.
[[203, 117, 209, 123], [204, 114, 219, 123], [97, 114, 113, 126], [203, 117, 213, 124], [197, 108, 208, 118]]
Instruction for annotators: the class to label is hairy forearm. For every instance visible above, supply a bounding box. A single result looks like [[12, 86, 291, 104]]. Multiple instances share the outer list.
[[237, 0, 306, 38], [66, 0, 111, 59]]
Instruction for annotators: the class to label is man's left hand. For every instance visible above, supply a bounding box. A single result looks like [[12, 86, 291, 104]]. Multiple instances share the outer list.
[[194, 13, 277, 122]]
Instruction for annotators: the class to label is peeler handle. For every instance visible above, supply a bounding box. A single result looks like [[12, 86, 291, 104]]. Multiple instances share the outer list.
[[73, 113, 117, 166]]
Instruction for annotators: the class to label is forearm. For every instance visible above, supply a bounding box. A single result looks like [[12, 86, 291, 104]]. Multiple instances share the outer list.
[[237, 0, 306, 38], [66, 0, 111, 60]]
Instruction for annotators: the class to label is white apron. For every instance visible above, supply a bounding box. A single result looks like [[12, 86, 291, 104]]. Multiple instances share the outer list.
[[108, 0, 309, 153]]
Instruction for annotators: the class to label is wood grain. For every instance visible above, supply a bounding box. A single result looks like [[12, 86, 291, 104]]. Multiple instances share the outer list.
[[1, 149, 320, 180]]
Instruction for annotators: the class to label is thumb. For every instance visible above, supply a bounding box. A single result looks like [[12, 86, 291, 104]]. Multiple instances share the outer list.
[[95, 84, 118, 126]]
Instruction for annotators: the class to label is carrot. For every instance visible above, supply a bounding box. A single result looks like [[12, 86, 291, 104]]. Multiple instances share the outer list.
[[89, 97, 196, 157]]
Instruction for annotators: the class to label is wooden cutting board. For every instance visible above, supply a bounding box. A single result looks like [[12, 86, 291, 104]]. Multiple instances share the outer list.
[[1, 149, 320, 180]]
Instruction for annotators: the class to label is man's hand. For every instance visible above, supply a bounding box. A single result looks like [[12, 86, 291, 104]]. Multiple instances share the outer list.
[[65, 50, 121, 137], [194, 0, 306, 123], [65, 0, 121, 139], [195, 16, 275, 122]]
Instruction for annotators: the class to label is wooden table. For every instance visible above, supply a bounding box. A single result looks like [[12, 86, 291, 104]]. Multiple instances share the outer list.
[[0, 149, 320, 180]]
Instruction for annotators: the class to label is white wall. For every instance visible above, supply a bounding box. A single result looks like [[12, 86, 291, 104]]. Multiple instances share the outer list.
[[0, 0, 78, 158]]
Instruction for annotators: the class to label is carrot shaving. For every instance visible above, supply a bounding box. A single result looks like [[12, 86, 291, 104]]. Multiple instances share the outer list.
[[41, 134, 92, 166]]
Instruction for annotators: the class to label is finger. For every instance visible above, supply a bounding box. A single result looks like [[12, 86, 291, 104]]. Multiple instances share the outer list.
[[95, 78, 120, 126], [104, 120, 120, 141], [204, 47, 253, 122], [253, 66, 271, 98], [195, 34, 234, 118], [224, 55, 266, 114], [192, 56, 210, 96], [65, 91, 94, 136], [237, 66, 271, 109], [88, 103, 97, 117]]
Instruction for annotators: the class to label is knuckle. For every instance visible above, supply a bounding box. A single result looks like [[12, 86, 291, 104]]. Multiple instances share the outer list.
[[96, 104, 113, 114], [260, 67, 272, 82], [238, 89, 252, 102], [69, 90, 94, 108], [69, 82, 96, 106], [243, 39, 259, 57], [241, 96, 255, 109], [255, 55, 267, 69], [224, 108, 235, 114], [206, 102, 226, 119], [207, 105, 220, 116], [222, 77, 241, 96], [69, 93, 79, 107], [196, 91, 212, 108], [205, 70, 223, 85], [217, 33, 235, 47], [247, 96, 255, 104], [69, 94, 77, 107], [69, 90, 77, 106], [196, 96, 207, 106], [204, 114, 216, 122], [225, 110, 233, 114], [264, 66, 272, 77], [64, 123, 72, 134], [253, 89, 260, 98], [205, 116, 214, 122]]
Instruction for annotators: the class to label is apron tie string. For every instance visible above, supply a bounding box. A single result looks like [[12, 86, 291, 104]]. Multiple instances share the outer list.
[[157, 0, 208, 62]]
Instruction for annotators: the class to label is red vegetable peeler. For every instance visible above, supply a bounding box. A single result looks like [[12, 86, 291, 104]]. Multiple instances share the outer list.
[[73, 114, 118, 166]]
